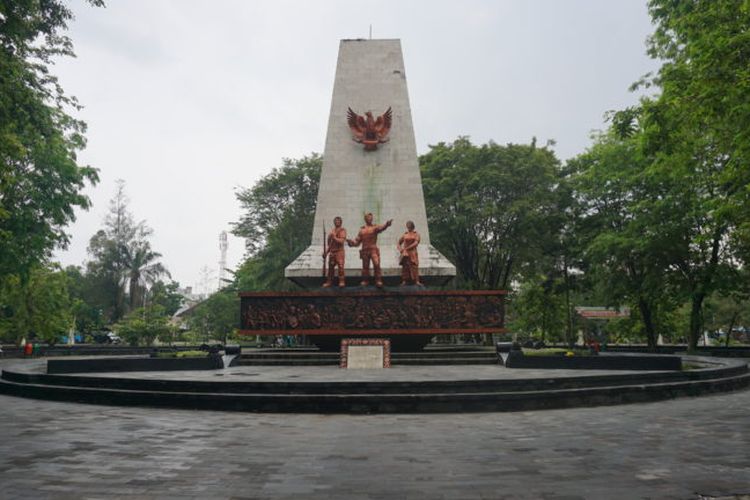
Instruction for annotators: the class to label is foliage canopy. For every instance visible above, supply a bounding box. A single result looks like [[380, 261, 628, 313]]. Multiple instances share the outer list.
[[0, 0, 102, 281]]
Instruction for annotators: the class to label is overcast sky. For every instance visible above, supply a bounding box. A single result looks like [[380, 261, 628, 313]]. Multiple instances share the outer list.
[[52, 0, 659, 292]]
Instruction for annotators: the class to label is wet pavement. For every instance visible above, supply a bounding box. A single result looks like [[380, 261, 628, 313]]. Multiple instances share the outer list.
[[0, 383, 748, 499], [4, 357, 664, 382]]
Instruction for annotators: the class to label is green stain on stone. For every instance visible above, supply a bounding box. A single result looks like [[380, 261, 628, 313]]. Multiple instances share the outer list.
[[364, 158, 382, 221]]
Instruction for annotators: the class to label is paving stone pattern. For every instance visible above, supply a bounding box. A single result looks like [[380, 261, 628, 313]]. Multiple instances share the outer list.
[[0, 389, 749, 499], [5, 358, 656, 382]]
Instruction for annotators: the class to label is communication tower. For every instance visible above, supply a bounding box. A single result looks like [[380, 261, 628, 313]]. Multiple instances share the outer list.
[[218, 231, 228, 289]]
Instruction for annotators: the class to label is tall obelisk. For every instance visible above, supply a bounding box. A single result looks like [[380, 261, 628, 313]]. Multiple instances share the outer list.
[[285, 39, 455, 286]]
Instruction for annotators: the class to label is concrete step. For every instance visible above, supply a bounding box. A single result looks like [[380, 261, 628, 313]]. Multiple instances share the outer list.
[[234, 359, 337, 366], [2, 366, 748, 413], [237, 348, 498, 366], [240, 349, 494, 358], [236, 357, 497, 366], [393, 351, 495, 358], [240, 353, 340, 360], [393, 357, 497, 365]]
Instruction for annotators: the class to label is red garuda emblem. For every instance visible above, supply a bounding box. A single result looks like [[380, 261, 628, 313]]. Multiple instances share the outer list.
[[347, 106, 392, 151]]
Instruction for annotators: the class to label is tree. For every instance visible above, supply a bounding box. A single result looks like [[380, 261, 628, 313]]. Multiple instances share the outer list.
[[631, 0, 750, 349], [233, 154, 321, 291], [0, 0, 102, 283], [189, 290, 239, 344], [125, 238, 169, 311], [510, 277, 567, 344], [560, 1, 750, 350], [703, 281, 750, 347], [420, 137, 562, 290], [86, 180, 135, 321], [0, 264, 73, 345], [85, 180, 168, 321], [149, 280, 184, 317], [568, 124, 675, 349], [64, 265, 106, 337], [115, 304, 170, 347]]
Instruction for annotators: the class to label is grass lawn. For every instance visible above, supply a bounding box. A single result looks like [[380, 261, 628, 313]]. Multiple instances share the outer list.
[[521, 348, 595, 357], [154, 350, 208, 358]]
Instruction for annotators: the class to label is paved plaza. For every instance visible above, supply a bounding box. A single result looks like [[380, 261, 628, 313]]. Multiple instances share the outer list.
[[5, 357, 656, 382], [0, 385, 748, 499]]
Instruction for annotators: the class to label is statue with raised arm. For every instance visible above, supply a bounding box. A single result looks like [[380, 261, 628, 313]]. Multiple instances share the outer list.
[[322, 216, 347, 288], [347, 213, 392, 287], [396, 220, 423, 286]]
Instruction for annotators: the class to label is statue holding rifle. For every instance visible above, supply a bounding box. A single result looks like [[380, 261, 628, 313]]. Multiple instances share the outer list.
[[322, 216, 347, 288]]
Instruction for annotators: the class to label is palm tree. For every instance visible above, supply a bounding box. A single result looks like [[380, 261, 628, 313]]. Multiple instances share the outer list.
[[124, 240, 169, 312]]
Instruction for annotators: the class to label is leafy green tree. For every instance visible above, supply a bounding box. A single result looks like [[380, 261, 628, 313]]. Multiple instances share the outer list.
[[560, 1, 750, 350], [233, 154, 321, 291], [86, 181, 136, 321], [64, 265, 106, 337], [85, 180, 168, 321], [628, 0, 750, 349], [703, 289, 750, 347], [568, 125, 675, 349], [645, 1, 750, 234], [149, 280, 184, 317], [533, 162, 583, 346], [510, 276, 567, 343], [188, 290, 239, 344], [642, 158, 738, 351], [0, 0, 102, 283], [115, 304, 170, 347], [0, 264, 73, 345], [420, 137, 562, 290]]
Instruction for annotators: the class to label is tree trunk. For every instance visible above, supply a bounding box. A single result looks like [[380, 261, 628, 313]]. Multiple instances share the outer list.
[[688, 293, 705, 352], [129, 270, 141, 312], [725, 311, 739, 348], [563, 264, 573, 347], [638, 298, 657, 350], [689, 229, 724, 351], [114, 284, 125, 322]]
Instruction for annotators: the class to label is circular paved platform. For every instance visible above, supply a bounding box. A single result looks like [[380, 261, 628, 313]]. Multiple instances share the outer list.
[[3, 357, 665, 381], [1, 355, 748, 414], [1, 390, 749, 499]]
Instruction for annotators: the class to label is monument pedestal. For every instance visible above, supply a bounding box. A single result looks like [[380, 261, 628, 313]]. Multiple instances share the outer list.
[[239, 289, 506, 352], [286, 245, 455, 288]]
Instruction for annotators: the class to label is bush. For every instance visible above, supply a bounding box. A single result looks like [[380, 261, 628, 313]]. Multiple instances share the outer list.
[[154, 350, 207, 359], [522, 348, 594, 357]]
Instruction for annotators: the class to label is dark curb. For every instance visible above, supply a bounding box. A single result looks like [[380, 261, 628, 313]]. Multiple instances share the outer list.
[[0, 355, 747, 414]]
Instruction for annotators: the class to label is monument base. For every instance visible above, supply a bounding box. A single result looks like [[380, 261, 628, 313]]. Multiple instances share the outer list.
[[239, 288, 506, 352], [313, 333, 433, 352], [285, 245, 456, 288]]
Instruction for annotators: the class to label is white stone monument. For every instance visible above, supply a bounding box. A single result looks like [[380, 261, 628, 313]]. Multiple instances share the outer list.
[[285, 39, 455, 287]]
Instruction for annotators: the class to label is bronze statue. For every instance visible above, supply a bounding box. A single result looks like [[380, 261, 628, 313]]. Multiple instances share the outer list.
[[322, 216, 347, 287], [347, 213, 392, 287], [347, 107, 392, 151], [396, 220, 423, 286]]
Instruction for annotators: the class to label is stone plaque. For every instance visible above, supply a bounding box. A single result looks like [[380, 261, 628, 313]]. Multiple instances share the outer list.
[[340, 338, 391, 368], [347, 346, 384, 369]]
